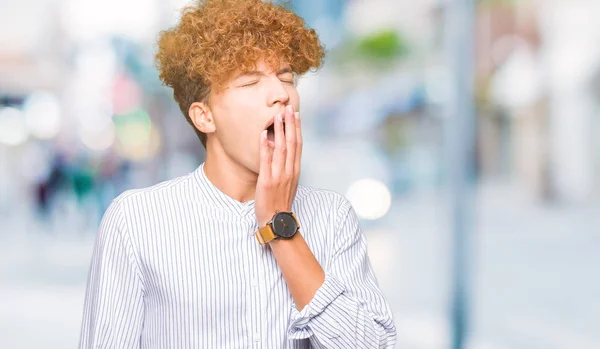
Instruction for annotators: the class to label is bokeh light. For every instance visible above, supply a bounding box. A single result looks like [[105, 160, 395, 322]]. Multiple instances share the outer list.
[[345, 178, 392, 220], [23, 92, 63, 140], [79, 119, 116, 151], [114, 109, 161, 160], [0, 107, 29, 146]]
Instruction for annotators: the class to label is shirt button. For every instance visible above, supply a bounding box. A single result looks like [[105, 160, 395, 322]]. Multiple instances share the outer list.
[[254, 334, 260, 342]]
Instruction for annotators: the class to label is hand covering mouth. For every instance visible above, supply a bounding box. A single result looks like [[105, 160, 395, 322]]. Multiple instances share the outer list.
[[264, 119, 285, 142]]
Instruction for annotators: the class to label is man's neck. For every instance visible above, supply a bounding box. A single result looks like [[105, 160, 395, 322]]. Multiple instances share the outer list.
[[203, 146, 258, 204]]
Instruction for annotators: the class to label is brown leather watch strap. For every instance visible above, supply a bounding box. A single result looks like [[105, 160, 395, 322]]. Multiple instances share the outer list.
[[255, 224, 277, 245]]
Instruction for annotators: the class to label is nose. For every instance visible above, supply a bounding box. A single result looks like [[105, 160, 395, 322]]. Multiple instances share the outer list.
[[267, 77, 290, 107]]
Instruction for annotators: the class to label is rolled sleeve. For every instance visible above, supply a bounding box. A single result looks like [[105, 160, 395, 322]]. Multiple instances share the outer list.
[[287, 197, 397, 348], [287, 272, 346, 339]]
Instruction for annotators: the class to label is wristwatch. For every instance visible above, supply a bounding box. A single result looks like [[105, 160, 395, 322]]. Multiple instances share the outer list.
[[255, 211, 300, 245]]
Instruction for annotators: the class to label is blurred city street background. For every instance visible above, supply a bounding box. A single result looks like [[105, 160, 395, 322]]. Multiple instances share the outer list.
[[1, 0, 599, 348]]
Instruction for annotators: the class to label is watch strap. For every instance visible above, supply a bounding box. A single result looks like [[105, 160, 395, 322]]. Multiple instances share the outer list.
[[255, 224, 277, 245]]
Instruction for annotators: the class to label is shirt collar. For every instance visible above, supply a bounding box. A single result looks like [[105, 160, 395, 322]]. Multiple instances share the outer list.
[[193, 162, 256, 218]]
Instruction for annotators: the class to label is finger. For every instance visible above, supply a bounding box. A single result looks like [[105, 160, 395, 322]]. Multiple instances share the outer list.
[[271, 112, 286, 178], [294, 111, 302, 179], [284, 105, 296, 176], [259, 130, 272, 181]]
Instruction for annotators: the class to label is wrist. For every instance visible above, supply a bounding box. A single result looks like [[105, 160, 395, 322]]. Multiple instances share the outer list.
[[255, 211, 300, 245], [257, 208, 289, 228], [257, 213, 275, 228]]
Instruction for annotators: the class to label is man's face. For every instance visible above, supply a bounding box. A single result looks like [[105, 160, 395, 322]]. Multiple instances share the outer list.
[[207, 58, 300, 174]]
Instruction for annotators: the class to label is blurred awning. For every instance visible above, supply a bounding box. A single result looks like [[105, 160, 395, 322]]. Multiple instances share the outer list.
[[0, 54, 64, 95]]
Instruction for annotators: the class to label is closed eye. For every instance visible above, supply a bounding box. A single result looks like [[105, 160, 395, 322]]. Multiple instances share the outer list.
[[239, 81, 259, 87], [278, 71, 295, 85]]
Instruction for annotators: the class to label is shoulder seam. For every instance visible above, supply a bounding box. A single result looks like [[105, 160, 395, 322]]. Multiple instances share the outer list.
[[114, 199, 147, 293], [114, 172, 195, 203]]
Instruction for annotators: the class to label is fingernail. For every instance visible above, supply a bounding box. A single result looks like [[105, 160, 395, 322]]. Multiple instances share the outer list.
[[278, 114, 283, 122], [287, 105, 293, 114], [294, 112, 300, 120]]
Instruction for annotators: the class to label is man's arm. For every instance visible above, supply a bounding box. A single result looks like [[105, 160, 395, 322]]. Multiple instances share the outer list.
[[79, 199, 145, 349], [255, 105, 396, 348], [270, 198, 397, 348]]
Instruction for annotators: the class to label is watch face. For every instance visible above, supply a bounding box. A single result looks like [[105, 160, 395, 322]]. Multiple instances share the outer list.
[[272, 212, 298, 238]]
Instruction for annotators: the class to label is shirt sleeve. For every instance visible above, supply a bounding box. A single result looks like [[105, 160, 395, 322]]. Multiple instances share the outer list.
[[287, 197, 397, 348], [79, 198, 145, 349]]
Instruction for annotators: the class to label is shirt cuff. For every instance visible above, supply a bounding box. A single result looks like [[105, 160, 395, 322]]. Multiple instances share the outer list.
[[287, 272, 346, 339]]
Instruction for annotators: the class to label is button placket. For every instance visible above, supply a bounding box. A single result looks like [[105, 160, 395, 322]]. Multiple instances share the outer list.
[[239, 201, 255, 220], [247, 211, 259, 239], [248, 219, 263, 346]]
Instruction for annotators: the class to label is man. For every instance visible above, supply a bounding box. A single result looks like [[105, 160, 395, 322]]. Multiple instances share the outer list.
[[79, 0, 397, 348]]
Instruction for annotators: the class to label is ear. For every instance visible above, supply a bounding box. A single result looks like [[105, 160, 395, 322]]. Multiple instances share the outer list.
[[189, 102, 216, 134]]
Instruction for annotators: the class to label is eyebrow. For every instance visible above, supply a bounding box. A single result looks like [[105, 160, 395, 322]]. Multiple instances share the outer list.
[[235, 67, 293, 80]]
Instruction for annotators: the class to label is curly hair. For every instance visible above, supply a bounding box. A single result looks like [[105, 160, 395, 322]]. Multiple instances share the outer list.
[[155, 0, 326, 148]]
